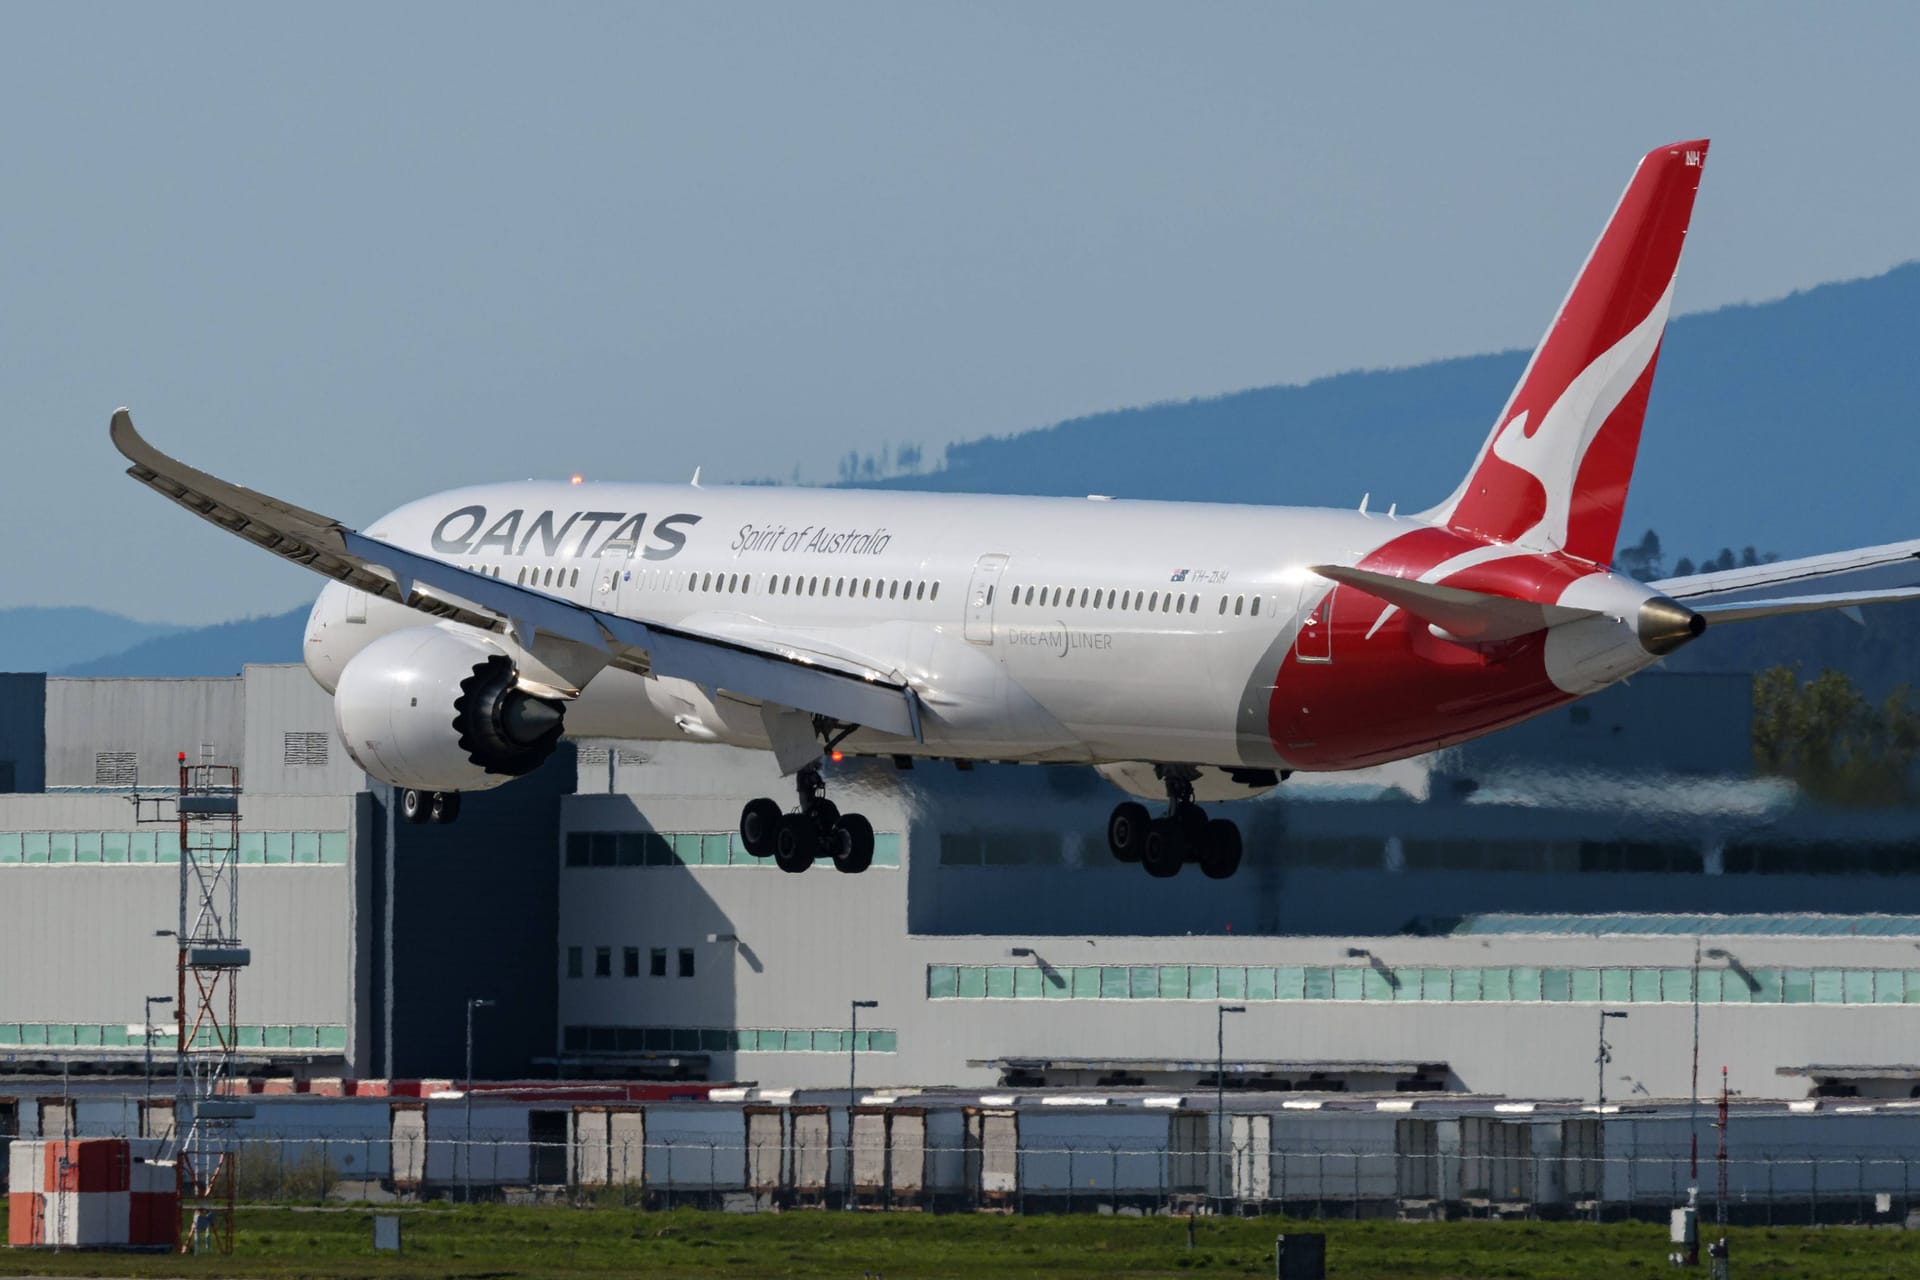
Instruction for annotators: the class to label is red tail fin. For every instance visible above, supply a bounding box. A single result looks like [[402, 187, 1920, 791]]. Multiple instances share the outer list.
[[1434, 139, 1708, 565]]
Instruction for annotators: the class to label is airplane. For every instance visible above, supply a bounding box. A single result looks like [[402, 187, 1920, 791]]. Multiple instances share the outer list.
[[113, 138, 1920, 880]]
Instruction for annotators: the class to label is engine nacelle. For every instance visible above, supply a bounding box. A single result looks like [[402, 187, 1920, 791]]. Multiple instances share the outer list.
[[332, 625, 566, 792]]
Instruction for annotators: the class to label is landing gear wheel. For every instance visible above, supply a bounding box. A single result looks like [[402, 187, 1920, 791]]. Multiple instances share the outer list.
[[773, 814, 816, 873], [1171, 802, 1207, 858], [1107, 802, 1150, 863], [1199, 818, 1242, 880], [740, 798, 782, 857], [1141, 819, 1183, 878], [428, 791, 461, 824], [832, 813, 875, 874], [399, 789, 428, 824]]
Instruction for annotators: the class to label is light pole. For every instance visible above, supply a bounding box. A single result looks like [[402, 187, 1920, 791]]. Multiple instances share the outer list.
[[1596, 1010, 1628, 1106], [847, 999, 877, 1209], [1216, 1004, 1245, 1201], [142, 995, 173, 1112], [465, 997, 495, 1201]]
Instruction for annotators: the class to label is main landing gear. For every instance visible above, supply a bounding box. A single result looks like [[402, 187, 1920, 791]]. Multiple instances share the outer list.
[[739, 765, 876, 875], [399, 789, 462, 825], [1107, 773, 1242, 880]]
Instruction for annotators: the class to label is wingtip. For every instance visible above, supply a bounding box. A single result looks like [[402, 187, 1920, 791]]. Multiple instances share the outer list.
[[108, 407, 143, 460]]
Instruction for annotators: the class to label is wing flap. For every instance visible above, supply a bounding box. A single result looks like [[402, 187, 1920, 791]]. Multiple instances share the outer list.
[[1310, 563, 1598, 642], [1695, 587, 1920, 625], [112, 410, 920, 739]]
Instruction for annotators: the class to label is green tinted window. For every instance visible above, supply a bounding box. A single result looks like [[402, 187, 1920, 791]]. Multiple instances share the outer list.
[[130, 831, 156, 862], [265, 831, 292, 864], [813, 1030, 843, 1052], [1218, 967, 1246, 1000], [23, 833, 48, 863], [1392, 968, 1421, 1000], [985, 967, 1015, 999], [1360, 967, 1393, 1001], [1661, 968, 1692, 1002], [1570, 969, 1600, 1002], [1009, 966, 1040, 998], [49, 833, 74, 863], [1696, 969, 1722, 1003], [869, 1030, 898, 1053], [1906, 972, 1920, 1004], [1331, 967, 1363, 1001], [1099, 967, 1129, 999], [1130, 967, 1160, 999], [957, 967, 986, 998], [0, 1025, 18, 1043], [1303, 967, 1333, 1000], [74, 832, 101, 863], [1190, 967, 1218, 1000], [1072, 967, 1100, 998], [1843, 970, 1875, 1004], [873, 833, 902, 867], [101, 832, 129, 863], [1511, 967, 1542, 1001], [294, 831, 322, 864], [1274, 966, 1305, 1000], [1812, 970, 1844, 1004], [1482, 968, 1512, 1001], [318, 1025, 347, 1049], [321, 832, 348, 863], [702, 834, 731, 865], [1542, 969, 1572, 1002], [1630, 969, 1660, 1002], [1160, 966, 1190, 999], [726, 833, 755, 864], [1876, 970, 1904, 1004], [927, 965, 958, 998], [1042, 967, 1072, 999], [1454, 969, 1483, 1002], [243, 832, 269, 863], [0, 833, 19, 862], [1247, 967, 1277, 1001], [1422, 968, 1451, 1001], [672, 834, 702, 864], [1781, 970, 1813, 1003]]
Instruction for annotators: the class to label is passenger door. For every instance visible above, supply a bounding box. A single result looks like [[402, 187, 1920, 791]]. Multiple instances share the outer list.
[[963, 554, 1009, 645]]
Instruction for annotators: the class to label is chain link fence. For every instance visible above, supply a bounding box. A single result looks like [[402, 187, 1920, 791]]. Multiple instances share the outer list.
[[204, 1132, 1920, 1227]]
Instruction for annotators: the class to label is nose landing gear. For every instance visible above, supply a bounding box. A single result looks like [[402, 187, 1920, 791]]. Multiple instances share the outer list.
[[740, 765, 876, 874], [399, 789, 462, 824], [1106, 771, 1242, 879]]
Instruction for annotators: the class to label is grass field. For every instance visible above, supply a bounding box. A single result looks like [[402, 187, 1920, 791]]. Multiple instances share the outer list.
[[3, 1207, 1917, 1279]]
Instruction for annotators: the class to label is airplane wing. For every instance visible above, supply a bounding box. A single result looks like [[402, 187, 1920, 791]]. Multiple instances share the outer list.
[[110, 410, 922, 740], [1652, 538, 1920, 625]]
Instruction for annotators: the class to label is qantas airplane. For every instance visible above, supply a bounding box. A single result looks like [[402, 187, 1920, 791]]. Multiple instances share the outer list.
[[114, 138, 1920, 880]]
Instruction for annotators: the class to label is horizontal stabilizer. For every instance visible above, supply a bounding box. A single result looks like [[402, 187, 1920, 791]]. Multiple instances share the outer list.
[[1310, 564, 1598, 643], [1695, 587, 1920, 625]]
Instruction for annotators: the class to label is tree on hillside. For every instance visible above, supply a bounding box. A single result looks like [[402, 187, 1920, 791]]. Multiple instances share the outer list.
[[1752, 666, 1920, 807]]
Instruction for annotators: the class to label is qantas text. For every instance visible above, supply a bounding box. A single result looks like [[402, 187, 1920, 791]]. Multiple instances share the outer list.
[[431, 506, 702, 560]]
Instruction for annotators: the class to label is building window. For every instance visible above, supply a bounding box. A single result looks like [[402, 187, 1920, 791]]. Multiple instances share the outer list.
[[567, 947, 583, 979], [623, 946, 640, 978], [678, 947, 695, 978], [594, 946, 612, 978], [650, 947, 667, 977], [282, 732, 330, 766]]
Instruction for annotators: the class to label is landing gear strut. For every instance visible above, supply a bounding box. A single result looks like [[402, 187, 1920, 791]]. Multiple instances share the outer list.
[[1106, 771, 1242, 879], [739, 764, 876, 875], [399, 789, 462, 825]]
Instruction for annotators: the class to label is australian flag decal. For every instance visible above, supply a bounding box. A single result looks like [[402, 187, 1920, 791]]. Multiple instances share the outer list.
[[1169, 569, 1189, 582]]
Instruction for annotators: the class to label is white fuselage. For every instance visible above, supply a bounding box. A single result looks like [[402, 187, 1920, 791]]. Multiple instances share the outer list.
[[302, 480, 1667, 777]]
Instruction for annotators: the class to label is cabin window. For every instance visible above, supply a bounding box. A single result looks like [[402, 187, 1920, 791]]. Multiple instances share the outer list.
[[1234, 595, 1244, 615], [516, 566, 528, 585], [1077, 588, 1089, 607], [917, 582, 928, 600], [570, 568, 580, 588], [1148, 591, 1158, 610], [986, 585, 994, 605], [931, 582, 940, 600], [863, 579, 872, 598], [1250, 595, 1261, 617], [889, 580, 899, 599]]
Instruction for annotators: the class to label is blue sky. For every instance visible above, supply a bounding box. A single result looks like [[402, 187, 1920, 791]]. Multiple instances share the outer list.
[[5, 4, 1918, 622]]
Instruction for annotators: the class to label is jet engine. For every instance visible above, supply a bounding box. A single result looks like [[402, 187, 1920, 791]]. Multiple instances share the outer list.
[[331, 625, 566, 792]]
